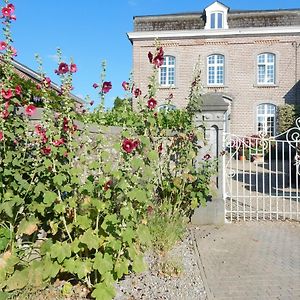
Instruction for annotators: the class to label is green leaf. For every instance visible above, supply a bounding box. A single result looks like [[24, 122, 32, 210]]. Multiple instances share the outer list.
[[50, 242, 71, 263], [53, 174, 66, 186], [80, 229, 99, 250], [5, 269, 29, 291], [121, 227, 135, 245], [132, 255, 146, 273], [147, 150, 159, 161], [0, 292, 9, 300], [43, 191, 57, 205], [75, 215, 92, 230], [91, 282, 116, 300], [93, 253, 113, 275], [136, 225, 152, 246], [17, 217, 39, 236], [114, 258, 129, 279]]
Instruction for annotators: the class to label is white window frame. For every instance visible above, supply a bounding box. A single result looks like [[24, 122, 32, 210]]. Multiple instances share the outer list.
[[257, 53, 276, 85], [204, 2, 229, 30], [159, 55, 175, 87], [157, 104, 176, 112], [257, 103, 276, 136], [210, 11, 224, 29], [207, 54, 225, 86]]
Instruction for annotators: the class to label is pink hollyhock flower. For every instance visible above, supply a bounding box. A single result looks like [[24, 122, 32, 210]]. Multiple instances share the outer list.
[[102, 81, 112, 93], [52, 138, 64, 147], [7, 4, 15, 14], [133, 88, 141, 98], [148, 51, 153, 63], [2, 7, 11, 17], [9, 14, 16, 20], [1, 109, 9, 119], [43, 77, 51, 87], [63, 117, 69, 132], [25, 104, 36, 116], [147, 98, 157, 110], [1, 88, 12, 100], [92, 83, 99, 89], [0, 131, 3, 141], [15, 85, 22, 96], [34, 124, 45, 136], [103, 179, 113, 191], [41, 146, 51, 155], [70, 63, 77, 73], [122, 81, 129, 91], [9, 46, 17, 57], [56, 62, 69, 75], [122, 138, 136, 153], [0, 41, 7, 50]]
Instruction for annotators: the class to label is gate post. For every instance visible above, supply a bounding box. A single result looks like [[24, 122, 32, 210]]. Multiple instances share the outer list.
[[191, 94, 229, 225]]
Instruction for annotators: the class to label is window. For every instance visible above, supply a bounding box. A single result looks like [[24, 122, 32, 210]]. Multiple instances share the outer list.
[[157, 104, 176, 112], [257, 104, 276, 136], [207, 54, 224, 85], [257, 53, 275, 84], [159, 55, 175, 86], [210, 12, 223, 29]]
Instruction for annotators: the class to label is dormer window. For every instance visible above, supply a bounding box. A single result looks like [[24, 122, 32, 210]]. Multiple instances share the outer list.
[[205, 1, 229, 30], [210, 12, 224, 29]]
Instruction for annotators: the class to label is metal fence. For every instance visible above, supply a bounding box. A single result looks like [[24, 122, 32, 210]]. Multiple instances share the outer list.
[[223, 121, 300, 222]]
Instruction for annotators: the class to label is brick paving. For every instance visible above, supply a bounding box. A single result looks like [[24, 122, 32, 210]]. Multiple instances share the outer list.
[[193, 222, 300, 300]]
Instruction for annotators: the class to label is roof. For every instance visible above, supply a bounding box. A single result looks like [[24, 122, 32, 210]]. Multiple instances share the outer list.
[[10, 59, 84, 105], [133, 8, 300, 32]]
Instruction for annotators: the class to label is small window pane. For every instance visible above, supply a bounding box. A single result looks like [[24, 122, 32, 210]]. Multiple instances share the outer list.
[[217, 13, 223, 28], [211, 13, 216, 29]]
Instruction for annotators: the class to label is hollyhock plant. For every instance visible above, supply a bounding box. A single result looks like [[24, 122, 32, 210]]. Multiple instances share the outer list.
[[1, 88, 13, 100], [25, 104, 36, 116], [122, 81, 129, 91], [133, 88, 142, 98], [70, 63, 77, 73], [102, 81, 112, 93], [148, 51, 153, 63], [147, 98, 157, 110], [0, 41, 6, 50]]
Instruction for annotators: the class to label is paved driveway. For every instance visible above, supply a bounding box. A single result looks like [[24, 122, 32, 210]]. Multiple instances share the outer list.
[[193, 222, 300, 300]]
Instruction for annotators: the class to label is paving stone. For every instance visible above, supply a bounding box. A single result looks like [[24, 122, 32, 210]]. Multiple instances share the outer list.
[[193, 221, 300, 300]]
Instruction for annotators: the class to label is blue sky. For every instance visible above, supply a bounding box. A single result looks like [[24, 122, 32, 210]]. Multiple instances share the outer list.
[[9, 0, 300, 109]]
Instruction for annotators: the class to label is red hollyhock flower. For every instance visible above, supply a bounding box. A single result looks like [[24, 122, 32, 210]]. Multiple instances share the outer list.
[[52, 138, 64, 147], [103, 179, 113, 191], [152, 48, 164, 68], [25, 104, 36, 116], [148, 51, 153, 63], [102, 81, 112, 93], [133, 140, 140, 148], [122, 81, 129, 91], [1, 109, 9, 119], [56, 62, 69, 75], [92, 83, 99, 89], [63, 117, 69, 132], [133, 88, 141, 98], [0, 131, 3, 141], [41, 146, 51, 155], [158, 143, 163, 153], [34, 124, 45, 136], [147, 98, 157, 110], [122, 138, 136, 153], [70, 63, 77, 73], [0, 41, 7, 50], [1, 88, 13, 100], [15, 85, 22, 96]]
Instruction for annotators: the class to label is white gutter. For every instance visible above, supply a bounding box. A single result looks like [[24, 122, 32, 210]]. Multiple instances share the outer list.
[[127, 26, 300, 41]]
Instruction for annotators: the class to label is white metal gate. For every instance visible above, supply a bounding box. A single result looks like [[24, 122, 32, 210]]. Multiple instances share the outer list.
[[223, 120, 300, 222]]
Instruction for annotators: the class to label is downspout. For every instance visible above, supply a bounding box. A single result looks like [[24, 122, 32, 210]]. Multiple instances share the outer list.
[[292, 41, 300, 105]]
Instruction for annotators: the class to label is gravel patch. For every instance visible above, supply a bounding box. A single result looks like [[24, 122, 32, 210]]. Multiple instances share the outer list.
[[114, 228, 207, 300]]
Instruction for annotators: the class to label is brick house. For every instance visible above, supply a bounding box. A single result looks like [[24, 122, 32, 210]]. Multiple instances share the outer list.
[[127, 1, 300, 136]]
